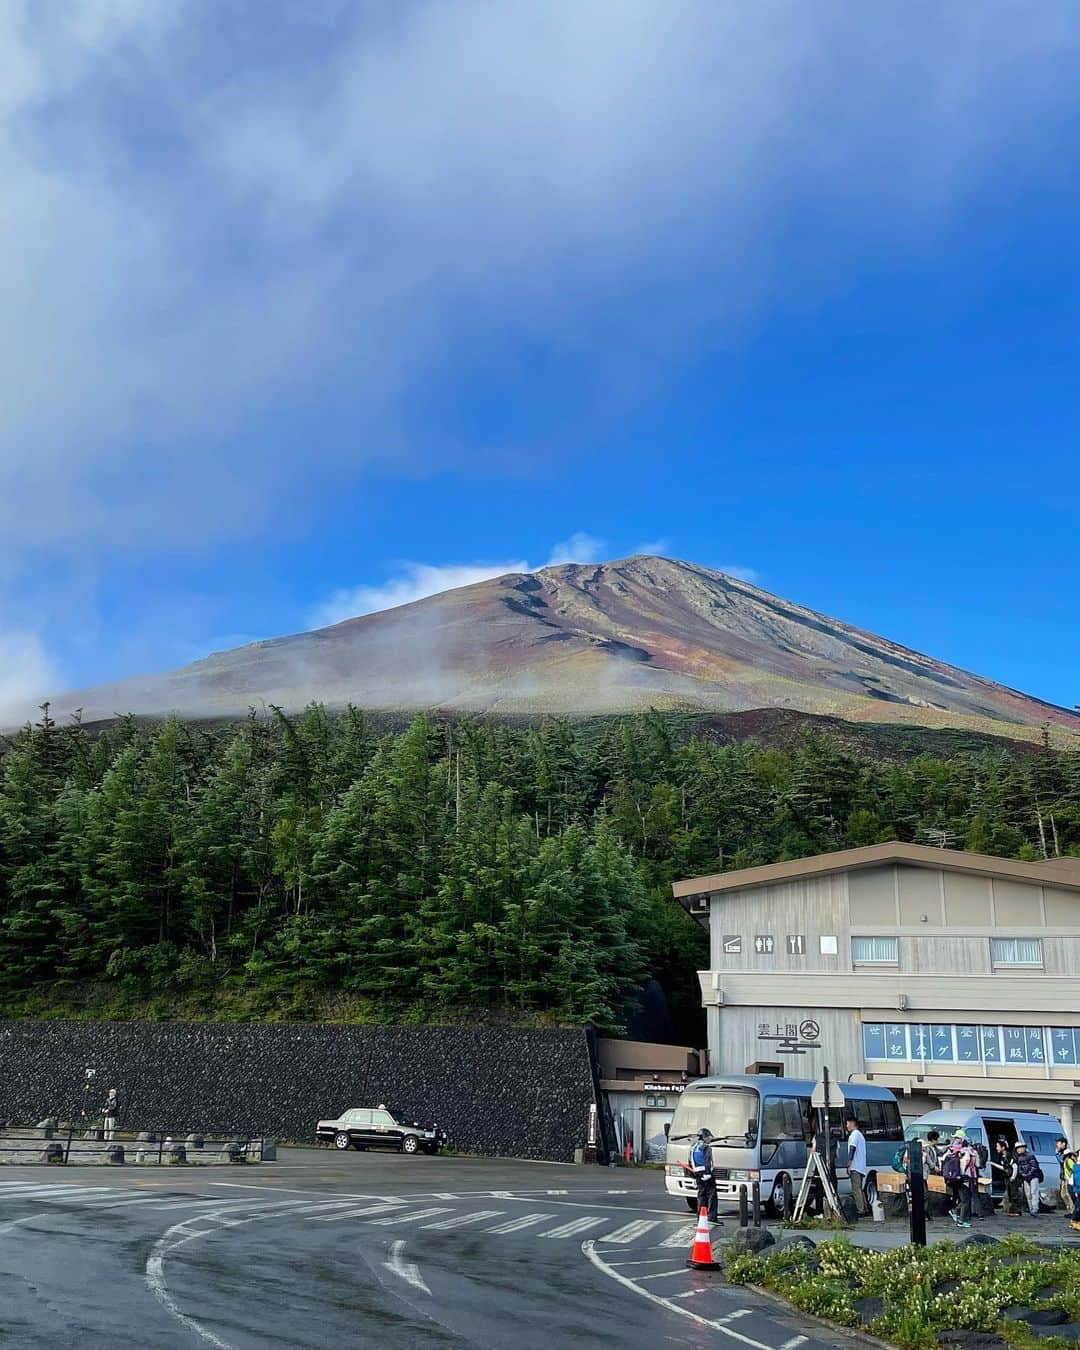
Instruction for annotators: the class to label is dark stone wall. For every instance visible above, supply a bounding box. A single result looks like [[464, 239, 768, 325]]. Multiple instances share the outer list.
[[0, 1021, 596, 1161]]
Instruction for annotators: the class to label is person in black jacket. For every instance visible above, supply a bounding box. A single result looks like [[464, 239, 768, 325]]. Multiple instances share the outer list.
[[1014, 1141, 1044, 1217]]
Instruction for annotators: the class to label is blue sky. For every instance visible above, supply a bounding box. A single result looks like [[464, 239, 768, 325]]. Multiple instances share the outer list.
[[2, 2, 1079, 717]]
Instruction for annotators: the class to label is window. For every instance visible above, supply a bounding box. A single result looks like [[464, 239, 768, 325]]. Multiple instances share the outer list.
[[762, 1097, 805, 1141], [852, 936, 899, 963], [991, 937, 1042, 967], [372, 1110, 395, 1127], [881, 1101, 904, 1142], [345, 1110, 370, 1126]]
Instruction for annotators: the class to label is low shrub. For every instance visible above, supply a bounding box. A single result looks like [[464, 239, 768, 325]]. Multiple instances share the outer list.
[[725, 1234, 1080, 1349]]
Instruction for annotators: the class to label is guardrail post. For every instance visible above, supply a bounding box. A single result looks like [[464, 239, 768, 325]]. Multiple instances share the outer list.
[[65, 1124, 73, 1164], [738, 1184, 749, 1227]]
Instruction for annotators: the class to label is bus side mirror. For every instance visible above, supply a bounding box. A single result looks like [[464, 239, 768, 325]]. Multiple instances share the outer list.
[[663, 1123, 670, 1139], [747, 1118, 758, 1139]]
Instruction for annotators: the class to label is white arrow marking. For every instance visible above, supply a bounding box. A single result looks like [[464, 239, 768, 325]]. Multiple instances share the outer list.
[[384, 1240, 430, 1295]]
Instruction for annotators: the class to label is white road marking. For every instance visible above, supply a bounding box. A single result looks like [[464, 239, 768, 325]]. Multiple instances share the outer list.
[[309, 1202, 406, 1221], [779, 1338, 808, 1349], [384, 1240, 430, 1296], [146, 1215, 235, 1350], [637, 1267, 699, 1282], [583, 1240, 781, 1349], [484, 1212, 555, 1234], [0, 1185, 116, 1200], [431, 1193, 458, 1200], [369, 1207, 452, 1226], [659, 1225, 696, 1248], [538, 1216, 606, 1238], [672, 1288, 713, 1300], [422, 1209, 502, 1230], [607, 1258, 677, 1268], [598, 1219, 661, 1244]]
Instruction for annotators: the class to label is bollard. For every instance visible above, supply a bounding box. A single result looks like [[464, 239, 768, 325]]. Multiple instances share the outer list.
[[782, 1173, 794, 1221], [738, 1184, 749, 1228], [751, 1180, 761, 1227], [907, 1137, 927, 1247], [105, 1145, 125, 1166]]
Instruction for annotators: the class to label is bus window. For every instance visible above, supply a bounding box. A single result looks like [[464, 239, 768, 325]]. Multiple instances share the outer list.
[[882, 1100, 904, 1142]]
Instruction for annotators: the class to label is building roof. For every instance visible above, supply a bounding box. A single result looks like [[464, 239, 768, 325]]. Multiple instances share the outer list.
[[671, 841, 1080, 910]]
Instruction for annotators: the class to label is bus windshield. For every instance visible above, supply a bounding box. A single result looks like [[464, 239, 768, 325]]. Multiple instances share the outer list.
[[669, 1087, 759, 1145]]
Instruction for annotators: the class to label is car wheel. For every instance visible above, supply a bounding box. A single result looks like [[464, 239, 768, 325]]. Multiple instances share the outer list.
[[685, 1196, 698, 1212], [401, 1135, 420, 1155], [333, 1132, 351, 1150]]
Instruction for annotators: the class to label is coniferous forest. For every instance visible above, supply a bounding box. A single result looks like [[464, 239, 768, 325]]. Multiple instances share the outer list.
[[1, 705, 1078, 1038]]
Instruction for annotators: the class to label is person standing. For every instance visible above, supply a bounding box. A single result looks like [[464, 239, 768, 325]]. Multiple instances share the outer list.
[[1055, 1137, 1075, 1213], [992, 1137, 1021, 1216], [1070, 1149, 1080, 1233], [944, 1134, 977, 1228], [845, 1114, 870, 1217], [1014, 1141, 1044, 1218], [689, 1128, 718, 1223], [101, 1088, 120, 1142]]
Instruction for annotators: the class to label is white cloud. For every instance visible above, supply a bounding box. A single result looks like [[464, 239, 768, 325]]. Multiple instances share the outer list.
[[1, 1, 1078, 563], [546, 533, 605, 566], [310, 559, 530, 628], [633, 538, 671, 557], [718, 564, 761, 585], [311, 532, 608, 626], [0, 629, 61, 726]]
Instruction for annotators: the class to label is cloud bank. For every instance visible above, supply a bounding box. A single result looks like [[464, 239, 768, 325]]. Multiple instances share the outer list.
[[310, 533, 607, 627]]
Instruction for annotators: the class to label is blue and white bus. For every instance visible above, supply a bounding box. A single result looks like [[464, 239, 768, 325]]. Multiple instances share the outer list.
[[664, 1074, 904, 1214]]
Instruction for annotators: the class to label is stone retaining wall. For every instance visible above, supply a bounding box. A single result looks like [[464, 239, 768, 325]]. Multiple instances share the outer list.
[[0, 1022, 596, 1161]]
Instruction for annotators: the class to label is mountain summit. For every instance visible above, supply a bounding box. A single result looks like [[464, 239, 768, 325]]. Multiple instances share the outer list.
[[48, 556, 1080, 739]]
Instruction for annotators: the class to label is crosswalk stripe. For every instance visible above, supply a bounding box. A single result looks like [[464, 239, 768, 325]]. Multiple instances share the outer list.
[[659, 1225, 696, 1248], [636, 1267, 696, 1282], [309, 1202, 407, 1222], [0, 1186, 116, 1200], [598, 1219, 661, 1244], [369, 1207, 452, 1226], [485, 1212, 555, 1234], [538, 1216, 606, 1239], [422, 1210, 502, 1230]]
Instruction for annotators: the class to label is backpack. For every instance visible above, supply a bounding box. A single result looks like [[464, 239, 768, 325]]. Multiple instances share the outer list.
[[973, 1142, 988, 1171], [941, 1150, 962, 1182], [891, 1145, 908, 1172]]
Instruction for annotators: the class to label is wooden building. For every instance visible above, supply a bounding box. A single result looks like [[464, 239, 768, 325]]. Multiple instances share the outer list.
[[672, 843, 1080, 1138]]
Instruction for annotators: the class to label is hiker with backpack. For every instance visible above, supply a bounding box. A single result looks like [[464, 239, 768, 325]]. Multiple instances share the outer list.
[[992, 1137, 1022, 1216], [942, 1134, 979, 1228], [1013, 1141, 1045, 1218]]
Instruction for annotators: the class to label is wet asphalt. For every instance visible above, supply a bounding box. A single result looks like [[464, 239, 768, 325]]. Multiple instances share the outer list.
[[0, 1149, 856, 1349]]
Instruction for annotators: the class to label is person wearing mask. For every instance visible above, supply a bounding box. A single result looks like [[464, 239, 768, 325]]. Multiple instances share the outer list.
[[992, 1137, 1021, 1217], [1055, 1137, 1076, 1214], [1014, 1141, 1045, 1218], [845, 1114, 870, 1218], [689, 1128, 718, 1224], [100, 1087, 120, 1142], [943, 1134, 978, 1228]]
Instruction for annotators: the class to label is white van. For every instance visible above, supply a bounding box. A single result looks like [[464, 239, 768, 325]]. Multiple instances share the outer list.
[[905, 1108, 1067, 1197]]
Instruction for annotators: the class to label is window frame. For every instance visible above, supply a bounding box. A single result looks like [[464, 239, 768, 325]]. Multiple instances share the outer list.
[[990, 936, 1043, 969], [851, 935, 899, 965]]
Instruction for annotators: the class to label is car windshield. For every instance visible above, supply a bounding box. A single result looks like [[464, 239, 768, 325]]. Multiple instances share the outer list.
[[669, 1087, 759, 1144]]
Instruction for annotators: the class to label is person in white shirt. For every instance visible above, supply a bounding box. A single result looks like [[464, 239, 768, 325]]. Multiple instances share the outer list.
[[845, 1114, 870, 1216]]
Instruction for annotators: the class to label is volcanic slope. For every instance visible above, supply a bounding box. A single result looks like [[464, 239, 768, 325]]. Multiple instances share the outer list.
[[48, 556, 1080, 742]]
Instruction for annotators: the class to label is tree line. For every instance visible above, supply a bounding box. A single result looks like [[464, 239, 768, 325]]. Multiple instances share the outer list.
[[0, 706, 1077, 1033]]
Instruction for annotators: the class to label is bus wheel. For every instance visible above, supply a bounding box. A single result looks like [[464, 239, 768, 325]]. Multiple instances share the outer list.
[[765, 1177, 787, 1218]]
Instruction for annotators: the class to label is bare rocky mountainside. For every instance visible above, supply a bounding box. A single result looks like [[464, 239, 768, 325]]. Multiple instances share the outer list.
[[50, 556, 1080, 743]]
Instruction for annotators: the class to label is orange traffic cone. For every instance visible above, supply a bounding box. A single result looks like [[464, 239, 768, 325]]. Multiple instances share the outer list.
[[686, 1206, 720, 1270]]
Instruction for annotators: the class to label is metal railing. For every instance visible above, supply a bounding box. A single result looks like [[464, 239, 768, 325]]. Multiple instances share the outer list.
[[0, 1124, 267, 1165]]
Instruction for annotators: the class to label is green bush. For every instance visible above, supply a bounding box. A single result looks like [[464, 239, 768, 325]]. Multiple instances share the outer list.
[[725, 1235, 1080, 1349]]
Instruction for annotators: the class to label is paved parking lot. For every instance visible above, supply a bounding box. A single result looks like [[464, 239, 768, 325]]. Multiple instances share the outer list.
[[0, 1148, 855, 1348]]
